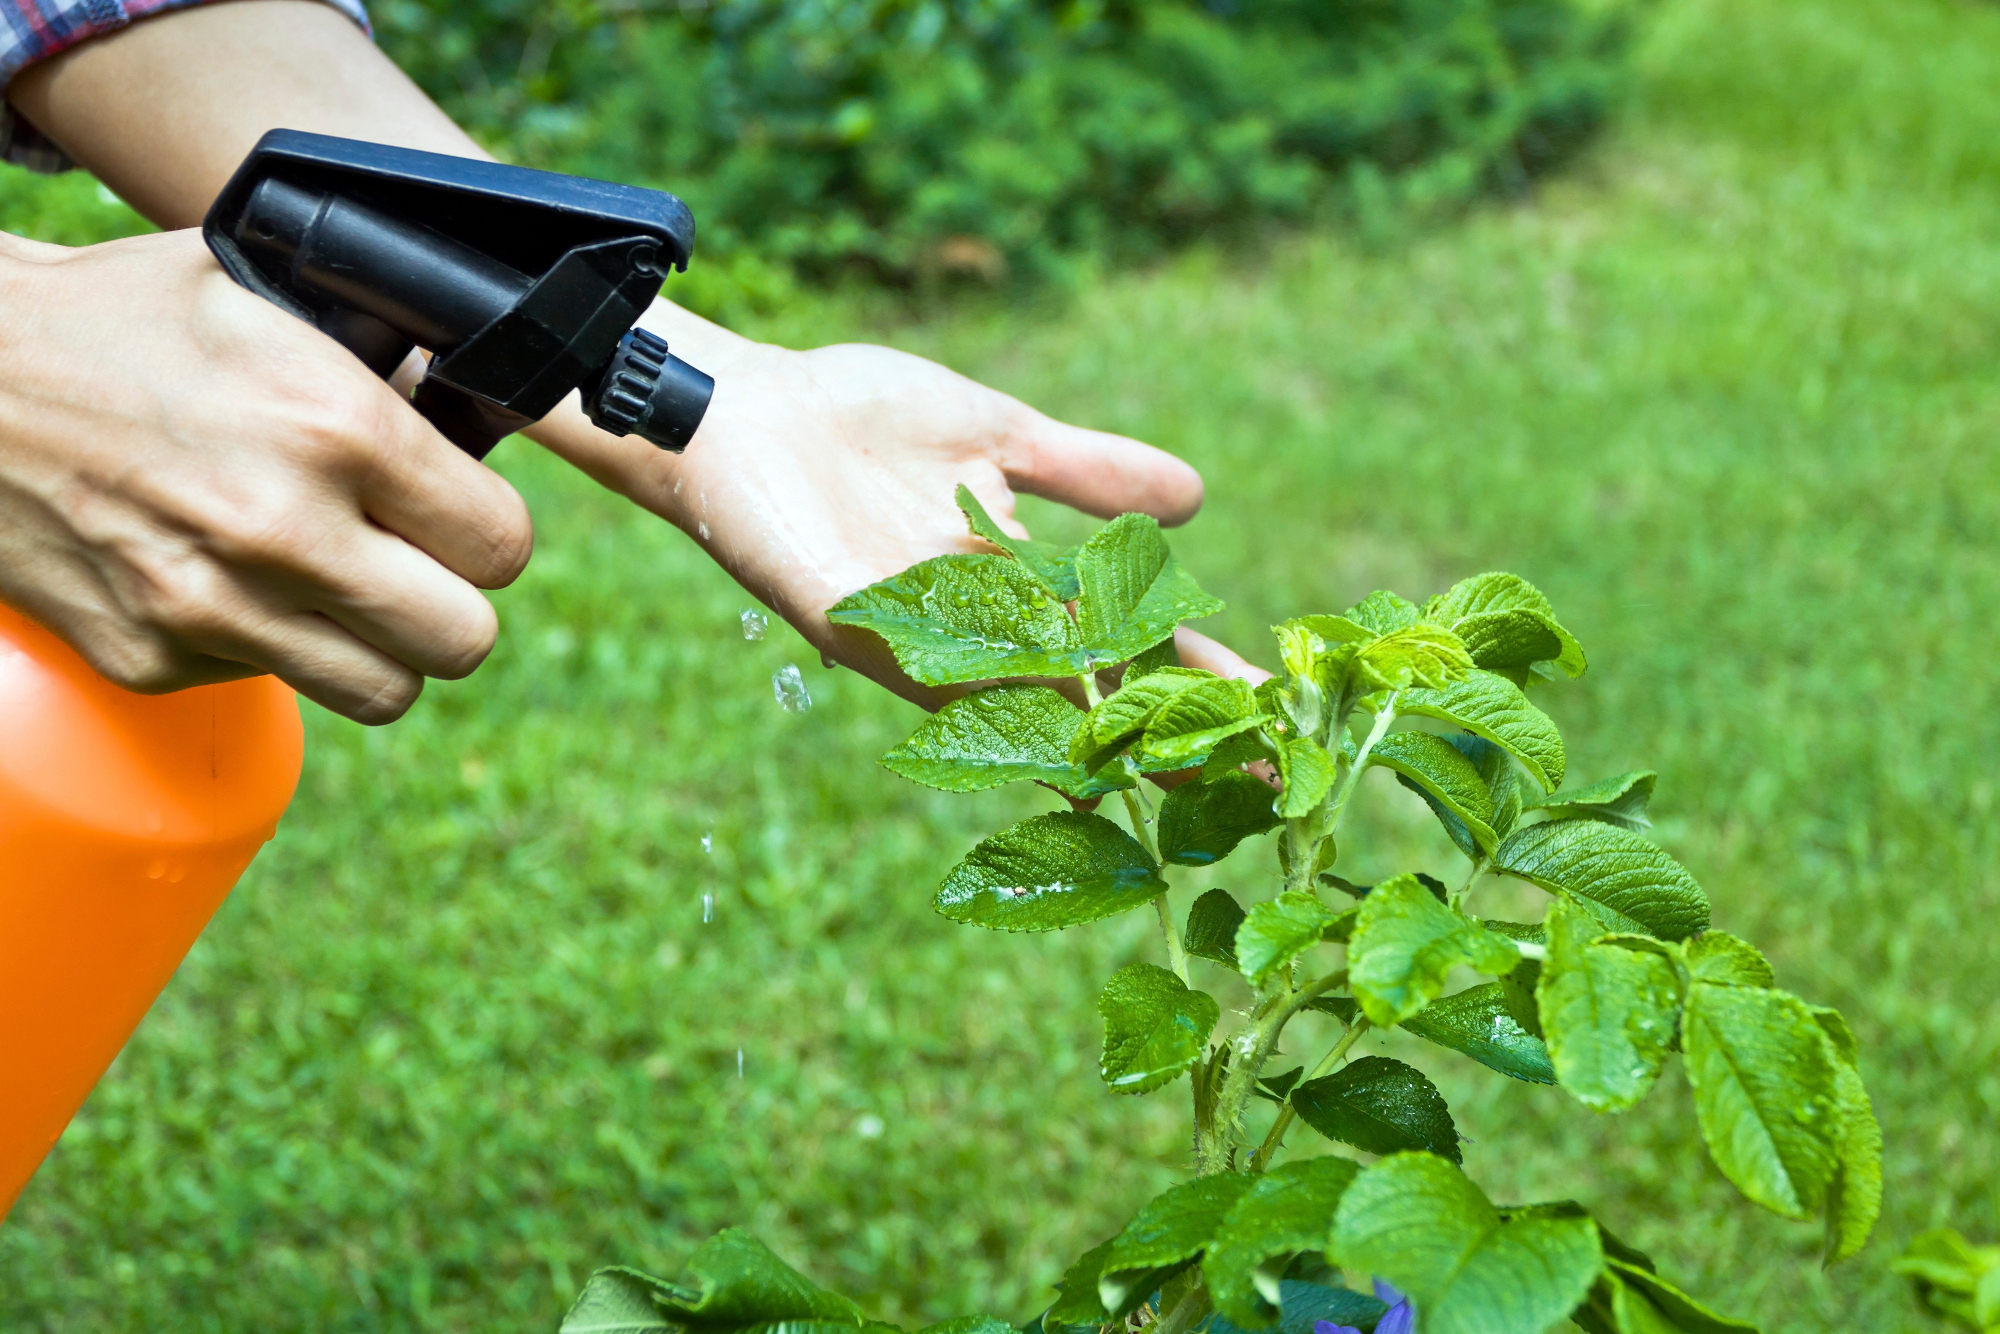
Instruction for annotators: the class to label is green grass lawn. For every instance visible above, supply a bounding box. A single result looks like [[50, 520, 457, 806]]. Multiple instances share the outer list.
[[6, 0, 2000, 1327]]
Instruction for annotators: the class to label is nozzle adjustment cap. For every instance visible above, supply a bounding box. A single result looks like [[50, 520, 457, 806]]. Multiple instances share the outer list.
[[587, 327, 714, 453]]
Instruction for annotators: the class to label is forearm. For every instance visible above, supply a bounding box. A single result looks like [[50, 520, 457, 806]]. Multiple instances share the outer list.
[[8, 0, 476, 227]]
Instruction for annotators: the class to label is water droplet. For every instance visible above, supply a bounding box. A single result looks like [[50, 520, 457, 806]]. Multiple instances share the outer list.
[[854, 1114, 885, 1140], [736, 1049, 745, 1079], [701, 831, 713, 854], [772, 665, 812, 713], [701, 892, 714, 923], [740, 609, 768, 640], [697, 521, 711, 541]]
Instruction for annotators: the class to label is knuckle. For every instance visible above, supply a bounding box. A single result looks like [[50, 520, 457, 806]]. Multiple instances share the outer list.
[[472, 498, 534, 588], [131, 554, 237, 644], [428, 597, 498, 680], [84, 630, 184, 694], [279, 375, 395, 469]]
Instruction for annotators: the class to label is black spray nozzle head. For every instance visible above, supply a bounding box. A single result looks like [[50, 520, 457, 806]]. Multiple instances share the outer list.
[[205, 131, 712, 460], [588, 327, 715, 453]]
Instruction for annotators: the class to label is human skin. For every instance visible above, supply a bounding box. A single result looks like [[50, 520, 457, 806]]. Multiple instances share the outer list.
[[5, 0, 1266, 717]]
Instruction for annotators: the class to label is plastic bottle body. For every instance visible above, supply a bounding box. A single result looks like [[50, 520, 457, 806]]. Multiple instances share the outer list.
[[0, 606, 302, 1218]]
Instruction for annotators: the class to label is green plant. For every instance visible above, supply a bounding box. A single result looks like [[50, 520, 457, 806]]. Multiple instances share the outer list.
[[1898, 1230, 2000, 1332], [378, 0, 1641, 305], [558, 491, 1881, 1333]]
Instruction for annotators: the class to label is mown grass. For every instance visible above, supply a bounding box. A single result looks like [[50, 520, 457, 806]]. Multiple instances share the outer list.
[[5, 0, 1999, 1327]]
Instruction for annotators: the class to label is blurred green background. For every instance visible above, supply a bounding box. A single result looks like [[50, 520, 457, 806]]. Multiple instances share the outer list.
[[3, 0, 1998, 1328]]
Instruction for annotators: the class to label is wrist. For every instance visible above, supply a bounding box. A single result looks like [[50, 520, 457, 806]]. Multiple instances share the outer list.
[[519, 298, 773, 531]]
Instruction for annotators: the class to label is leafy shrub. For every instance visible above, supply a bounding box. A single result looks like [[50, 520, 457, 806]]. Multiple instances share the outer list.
[[557, 491, 1882, 1333], [1898, 1230, 2000, 1332], [377, 0, 1642, 295]]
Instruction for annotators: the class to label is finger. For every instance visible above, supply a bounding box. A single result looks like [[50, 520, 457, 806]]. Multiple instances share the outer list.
[[225, 611, 425, 725], [1174, 628, 1271, 684], [303, 525, 500, 680], [352, 385, 535, 590], [138, 565, 428, 724], [995, 401, 1204, 526]]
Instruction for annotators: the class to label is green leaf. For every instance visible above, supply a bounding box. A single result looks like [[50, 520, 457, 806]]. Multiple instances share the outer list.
[[1099, 1173, 1257, 1313], [1606, 1261, 1762, 1333], [1347, 874, 1523, 1027], [1073, 669, 1213, 763], [1142, 677, 1264, 766], [1426, 571, 1587, 679], [1291, 1056, 1461, 1163], [1274, 737, 1337, 819], [1159, 772, 1284, 866], [1685, 932, 1775, 989], [917, 1319, 1013, 1334], [1401, 983, 1557, 1085], [1683, 983, 1841, 1220], [1343, 590, 1422, 634], [937, 812, 1165, 932], [1128, 636, 1181, 678], [1352, 624, 1475, 694], [1895, 1229, 2000, 1325], [956, 485, 1080, 600], [1493, 819, 1710, 942], [1530, 771, 1656, 832], [1205, 1157, 1363, 1329], [1254, 1066, 1305, 1103], [1073, 513, 1224, 665], [882, 685, 1126, 798], [1235, 891, 1338, 986], [1203, 730, 1276, 782], [1184, 889, 1248, 969], [1332, 1154, 1602, 1334], [827, 554, 1083, 686], [1048, 1238, 1118, 1325], [633, 1230, 868, 1331], [1398, 670, 1567, 791], [1819, 1015, 1882, 1266], [1370, 732, 1499, 855], [563, 1270, 676, 1334], [1099, 963, 1220, 1095], [1574, 1264, 1762, 1334], [1202, 1281, 1388, 1334], [1536, 898, 1684, 1112]]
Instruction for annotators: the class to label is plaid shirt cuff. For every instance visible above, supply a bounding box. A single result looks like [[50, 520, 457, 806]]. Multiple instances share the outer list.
[[1, 0, 371, 173]]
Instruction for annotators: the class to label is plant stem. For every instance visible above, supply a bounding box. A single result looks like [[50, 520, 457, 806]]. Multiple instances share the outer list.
[[1322, 694, 1397, 842], [1154, 894, 1190, 985], [1248, 1015, 1372, 1170], [1079, 673, 1104, 708], [1450, 856, 1486, 912]]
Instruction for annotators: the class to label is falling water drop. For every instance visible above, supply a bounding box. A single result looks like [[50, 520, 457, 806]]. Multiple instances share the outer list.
[[740, 609, 768, 641], [736, 1049, 745, 1079], [701, 831, 713, 854], [697, 521, 711, 541], [701, 892, 714, 923], [772, 665, 812, 713]]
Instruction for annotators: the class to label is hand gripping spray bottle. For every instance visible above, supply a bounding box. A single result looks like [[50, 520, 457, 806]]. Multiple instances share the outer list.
[[0, 132, 710, 1217]]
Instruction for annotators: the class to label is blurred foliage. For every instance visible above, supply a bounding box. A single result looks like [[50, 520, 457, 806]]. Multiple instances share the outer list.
[[372, 0, 1643, 306]]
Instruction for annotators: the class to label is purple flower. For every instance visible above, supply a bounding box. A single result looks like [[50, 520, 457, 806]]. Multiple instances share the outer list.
[[1370, 1281, 1412, 1334], [1310, 1281, 1412, 1334]]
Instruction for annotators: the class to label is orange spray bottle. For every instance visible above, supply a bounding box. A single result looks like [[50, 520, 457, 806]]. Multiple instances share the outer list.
[[0, 604, 303, 1219]]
